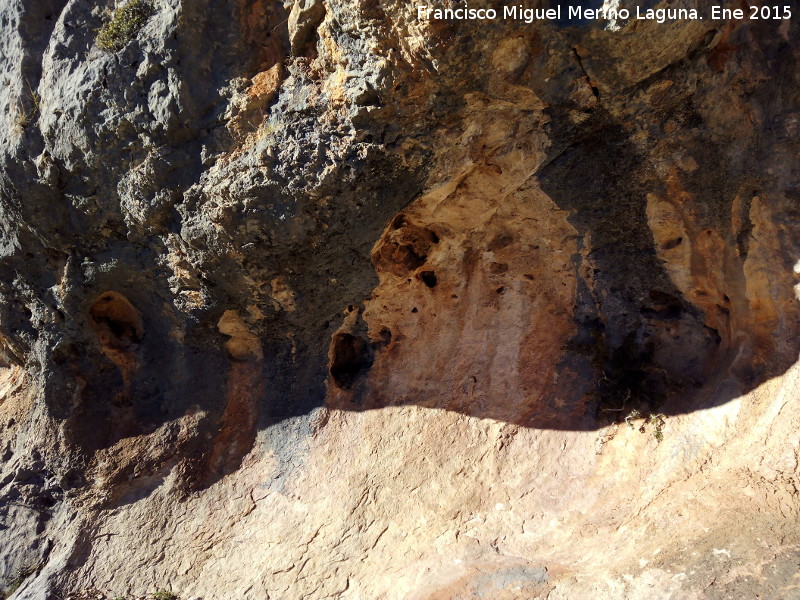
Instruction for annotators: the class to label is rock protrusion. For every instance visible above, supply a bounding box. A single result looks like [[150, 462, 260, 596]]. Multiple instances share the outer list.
[[217, 310, 263, 362], [288, 0, 326, 55]]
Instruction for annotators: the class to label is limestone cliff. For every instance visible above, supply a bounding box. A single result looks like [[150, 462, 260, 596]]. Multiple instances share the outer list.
[[1, 0, 799, 598]]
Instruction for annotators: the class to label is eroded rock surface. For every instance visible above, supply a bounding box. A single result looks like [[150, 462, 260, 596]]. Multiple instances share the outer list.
[[1, 0, 799, 598]]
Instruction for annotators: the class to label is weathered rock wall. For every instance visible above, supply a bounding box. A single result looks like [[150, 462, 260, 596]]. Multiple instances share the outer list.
[[0, 0, 799, 598]]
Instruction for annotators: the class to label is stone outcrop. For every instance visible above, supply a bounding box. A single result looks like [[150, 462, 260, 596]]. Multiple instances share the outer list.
[[0, 0, 799, 598]]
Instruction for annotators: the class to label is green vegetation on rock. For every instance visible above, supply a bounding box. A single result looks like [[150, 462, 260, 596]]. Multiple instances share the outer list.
[[2, 564, 37, 599], [14, 86, 40, 130], [96, 0, 153, 52]]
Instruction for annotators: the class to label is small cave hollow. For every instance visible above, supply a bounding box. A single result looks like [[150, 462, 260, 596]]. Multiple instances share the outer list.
[[330, 332, 373, 390], [89, 291, 144, 362], [374, 216, 440, 277], [661, 236, 683, 250], [419, 270, 437, 288]]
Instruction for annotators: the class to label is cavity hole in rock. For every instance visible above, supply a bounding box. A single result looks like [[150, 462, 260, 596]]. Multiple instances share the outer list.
[[642, 291, 683, 320], [411, 307, 418, 313], [661, 236, 683, 250], [330, 333, 372, 389], [419, 270, 437, 288], [391, 214, 407, 230], [374, 218, 440, 276], [397, 245, 427, 271], [373, 327, 392, 350], [488, 233, 514, 251], [89, 291, 143, 355]]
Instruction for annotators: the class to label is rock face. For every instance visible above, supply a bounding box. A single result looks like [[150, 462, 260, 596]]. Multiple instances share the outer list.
[[1, 0, 799, 598]]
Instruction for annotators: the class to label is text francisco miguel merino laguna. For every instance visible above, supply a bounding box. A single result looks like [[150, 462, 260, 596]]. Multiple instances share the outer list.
[[416, 4, 794, 24]]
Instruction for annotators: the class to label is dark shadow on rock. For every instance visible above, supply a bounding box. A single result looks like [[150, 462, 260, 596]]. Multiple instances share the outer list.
[[535, 118, 730, 427], [317, 85, 799, 436]]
